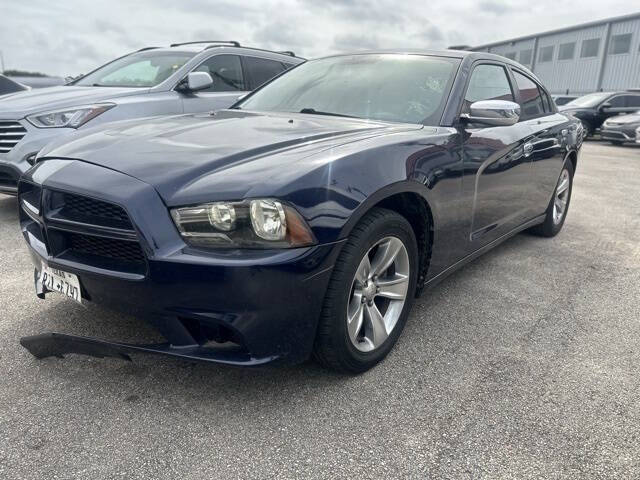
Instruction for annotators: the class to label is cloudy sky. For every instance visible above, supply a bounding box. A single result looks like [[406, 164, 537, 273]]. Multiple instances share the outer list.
[[2, 0, 638, 76]]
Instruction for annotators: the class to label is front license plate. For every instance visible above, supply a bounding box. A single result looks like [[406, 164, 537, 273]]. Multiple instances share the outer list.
[[39, 263, 82, 304]]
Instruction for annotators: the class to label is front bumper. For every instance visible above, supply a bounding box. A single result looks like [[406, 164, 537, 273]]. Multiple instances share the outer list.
[[19, 160, 343, 366], [600, 125, 639, 144], [0, 119, 73, 195], [20, 333, 278, 366]]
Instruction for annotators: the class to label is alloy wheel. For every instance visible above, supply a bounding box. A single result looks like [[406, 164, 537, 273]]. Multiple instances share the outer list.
[[346, 236, 410, 352], [553, 168, 570, 224]]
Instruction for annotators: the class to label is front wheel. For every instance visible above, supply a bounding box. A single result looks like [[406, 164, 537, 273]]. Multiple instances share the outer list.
[[314, 208, 419, 373], [529, 160, 574, 237]]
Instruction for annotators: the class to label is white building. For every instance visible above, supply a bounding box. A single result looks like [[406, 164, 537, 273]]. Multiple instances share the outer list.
[[468, 13, 640, 95]]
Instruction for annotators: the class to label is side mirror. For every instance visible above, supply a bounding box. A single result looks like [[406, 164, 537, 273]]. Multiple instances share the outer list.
[[178, 72, 213, 92], [461, 100, 521, 127], [64, 74, 83, 84]]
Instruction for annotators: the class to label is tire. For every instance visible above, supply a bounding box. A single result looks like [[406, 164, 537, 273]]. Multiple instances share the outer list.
[[314, 208, 419, 373], [581, 122, 593, 139], [529, 159, 574, 238]]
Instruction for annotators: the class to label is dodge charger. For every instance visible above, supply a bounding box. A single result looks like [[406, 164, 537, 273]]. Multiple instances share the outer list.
[[18, 50, 582, 373]]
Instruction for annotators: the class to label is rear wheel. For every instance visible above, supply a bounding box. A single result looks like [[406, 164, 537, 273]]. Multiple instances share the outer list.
[[314, 208, 418, 373], [529, 159, 574, 237]]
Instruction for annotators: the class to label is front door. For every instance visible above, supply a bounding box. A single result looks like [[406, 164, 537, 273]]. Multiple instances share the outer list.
[[459, 63, 534, 248], [181, 54, 249, 113]]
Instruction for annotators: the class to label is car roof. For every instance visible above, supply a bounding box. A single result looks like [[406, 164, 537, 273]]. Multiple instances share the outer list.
[[134, 43, 304, 61]]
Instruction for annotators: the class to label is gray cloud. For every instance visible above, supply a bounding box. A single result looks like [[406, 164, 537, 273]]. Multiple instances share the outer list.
[[477, 0, 515, 15], [1, 0, 637, 76], [332, 33, 380, 52]]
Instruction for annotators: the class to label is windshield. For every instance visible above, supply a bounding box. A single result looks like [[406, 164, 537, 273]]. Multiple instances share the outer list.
[[74, 51, 195, 88], [236, 54, 460, 124], [565, 92, 612, 108]]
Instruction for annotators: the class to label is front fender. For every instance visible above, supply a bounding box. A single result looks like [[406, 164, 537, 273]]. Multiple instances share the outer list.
[[276, 128, 464, 280]]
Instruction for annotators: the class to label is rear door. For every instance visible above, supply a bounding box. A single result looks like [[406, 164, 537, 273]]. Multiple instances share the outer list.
[[509, 69, 567, 217], [181, 54, 250, 113], [460, 62, 533, 247]]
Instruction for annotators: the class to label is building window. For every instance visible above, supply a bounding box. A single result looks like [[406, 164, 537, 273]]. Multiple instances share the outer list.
[[539, 46, 554, 63], [519, 49, 533, 65], [504, 52, 517, 61], [609, 33, 632, 54], [558, 42, 575, 60], [580, 38, 600, 58]]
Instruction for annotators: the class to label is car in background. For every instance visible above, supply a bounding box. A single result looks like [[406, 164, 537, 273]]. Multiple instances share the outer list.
[[0, 74, 30, 98], [551, 94, 577, 106], [559, 90, 640, 138], [600, 110, 640, 145], [0, 41, 303, 195], [18, 50, 582, 373]]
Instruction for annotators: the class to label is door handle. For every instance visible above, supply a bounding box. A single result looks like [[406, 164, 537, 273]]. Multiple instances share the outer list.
[[524, 142, 534, 157]]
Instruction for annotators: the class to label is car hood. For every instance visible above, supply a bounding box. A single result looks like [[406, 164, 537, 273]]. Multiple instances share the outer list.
[[605, 113, 640, 125], [40, 110, 424, 205], [0, 85, 147, 119]]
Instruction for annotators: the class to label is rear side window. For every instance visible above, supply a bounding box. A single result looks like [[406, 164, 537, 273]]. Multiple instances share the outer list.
[[627, 96, 640, 108], [608, 96, 626, 108], [463, 64, 514, 113], [243, 57, 287, 89], [194, 55, 245, 92], [513, 71, 545, 118]]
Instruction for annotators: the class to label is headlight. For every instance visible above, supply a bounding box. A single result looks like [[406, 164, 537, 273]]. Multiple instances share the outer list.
[[26, 103, 115, 128], [170, 199, 316, 249]]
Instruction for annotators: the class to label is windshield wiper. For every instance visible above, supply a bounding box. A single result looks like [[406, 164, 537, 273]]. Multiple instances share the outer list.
[[299, 108, 359, 119]]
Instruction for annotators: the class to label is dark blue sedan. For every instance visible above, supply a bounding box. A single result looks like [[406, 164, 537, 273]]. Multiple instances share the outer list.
[[19, 50, 582, 372]]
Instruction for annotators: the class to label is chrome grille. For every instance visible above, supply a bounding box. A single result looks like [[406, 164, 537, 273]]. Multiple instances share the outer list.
[[0, 121, 27, 153]]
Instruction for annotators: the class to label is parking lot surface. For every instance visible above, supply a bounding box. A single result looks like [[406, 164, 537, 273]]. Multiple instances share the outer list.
[[0, 142, 639, 479]]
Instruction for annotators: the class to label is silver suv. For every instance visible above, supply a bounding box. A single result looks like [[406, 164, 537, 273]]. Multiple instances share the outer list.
[[0, 41, 303, 195]]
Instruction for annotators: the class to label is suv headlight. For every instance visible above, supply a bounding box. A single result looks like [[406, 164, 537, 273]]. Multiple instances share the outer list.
[[26, 103, 115, 128], [170, 199, 316, 249]]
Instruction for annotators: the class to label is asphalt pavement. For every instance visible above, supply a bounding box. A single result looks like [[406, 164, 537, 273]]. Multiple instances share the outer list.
[[0, 142, 639, 479]]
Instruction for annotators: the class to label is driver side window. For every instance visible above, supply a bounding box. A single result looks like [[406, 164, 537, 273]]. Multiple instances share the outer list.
[[607, 96, 626, 108], [194, 55, 245, 92], [462, 64, 514, 113]]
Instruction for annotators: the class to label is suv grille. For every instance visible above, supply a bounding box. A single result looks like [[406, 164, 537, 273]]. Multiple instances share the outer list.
[[58, 192, 134, 230], [66, 233, 145, 264], [0, 122, 27, 153]]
